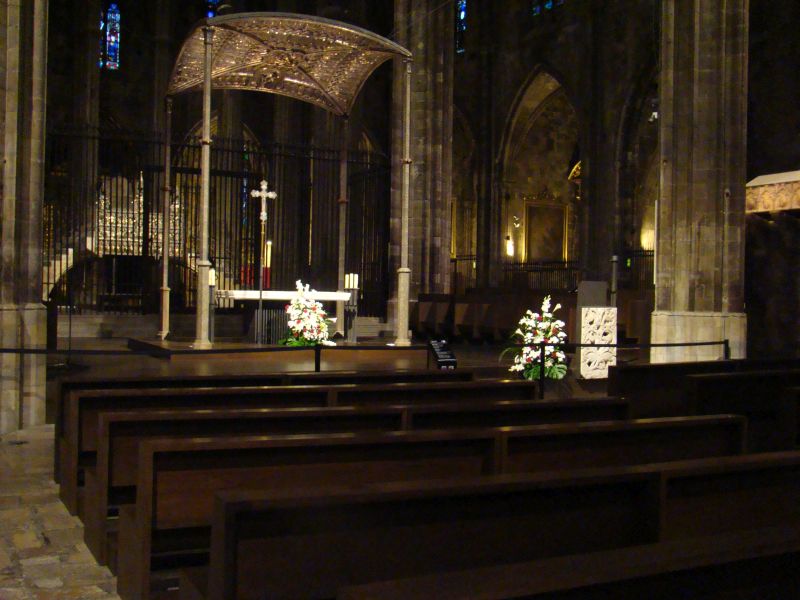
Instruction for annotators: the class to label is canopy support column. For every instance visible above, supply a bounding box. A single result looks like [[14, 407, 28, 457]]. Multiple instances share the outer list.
[[158, 97, 173, 340], [194, 26, 213, 348], [394, 59, 412, 346], [336, 117, 349, 337]]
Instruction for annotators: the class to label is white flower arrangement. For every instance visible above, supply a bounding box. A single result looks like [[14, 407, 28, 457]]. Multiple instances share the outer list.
[[507, 295, 568, 380], [280, 280, 336, 346]]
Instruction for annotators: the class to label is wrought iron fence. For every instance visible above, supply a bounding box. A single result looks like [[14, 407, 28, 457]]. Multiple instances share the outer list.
[[43, 128, 390, 319], [619, 249, 654, 289], [500, 260, 581, 291], [449, 253, 654, 295]]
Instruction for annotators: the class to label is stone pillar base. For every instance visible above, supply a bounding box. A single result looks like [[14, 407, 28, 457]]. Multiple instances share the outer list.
[[650, 311, 747, 363], [1, 304, 47, 434], [386, 297, 416, 345]]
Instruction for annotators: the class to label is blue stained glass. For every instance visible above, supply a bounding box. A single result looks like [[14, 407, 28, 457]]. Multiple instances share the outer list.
[[455, 0, 467, 54], [104, 4, 120, 70], [545, 0, 554, 9], [207, 0, 221, 18], [99, 12, 105, 67], [533, 3, 542, 16]]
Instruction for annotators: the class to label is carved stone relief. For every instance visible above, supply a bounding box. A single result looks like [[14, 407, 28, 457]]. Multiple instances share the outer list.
[[579, 307, 617, 379]]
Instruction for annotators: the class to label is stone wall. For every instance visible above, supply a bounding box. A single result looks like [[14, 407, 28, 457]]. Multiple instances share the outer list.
[[0, 0, 48, 433]]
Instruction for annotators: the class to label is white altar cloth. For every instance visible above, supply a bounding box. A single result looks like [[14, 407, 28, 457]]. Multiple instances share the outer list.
[[217, 289, 351, 302]]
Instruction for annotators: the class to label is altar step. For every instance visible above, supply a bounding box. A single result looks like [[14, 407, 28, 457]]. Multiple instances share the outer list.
[[353, 316, 393, 339], [166, 314, 392, 342]]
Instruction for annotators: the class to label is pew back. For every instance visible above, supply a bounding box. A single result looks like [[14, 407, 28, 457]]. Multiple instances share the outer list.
[[85, 397, 627, 565], [607, 358, 800, 418], [205, 451, 800, 600], [685, 368, 800, 451], [115, 415, 745, 599], [59, 378, 535, 513], [210, 472, 661, 599]]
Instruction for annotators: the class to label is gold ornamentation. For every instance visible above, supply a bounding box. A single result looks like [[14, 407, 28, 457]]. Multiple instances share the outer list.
[[168, 13, 412, 116]]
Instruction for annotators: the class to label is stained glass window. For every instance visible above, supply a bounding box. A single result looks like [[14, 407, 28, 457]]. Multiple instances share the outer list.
[[455, 0, 466, 54], [533, 0, 564, 16], [104, 4, 120, 70], [207, 0, 221, 18], [99, 12, 105, 67]]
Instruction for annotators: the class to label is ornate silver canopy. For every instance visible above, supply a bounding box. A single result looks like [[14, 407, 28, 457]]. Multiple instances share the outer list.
[[167, 12, 412, 116]]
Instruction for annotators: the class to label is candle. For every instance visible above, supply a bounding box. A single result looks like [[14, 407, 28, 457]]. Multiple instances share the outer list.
[[266, 240, 272, 268], [354, 274, 358, 289]]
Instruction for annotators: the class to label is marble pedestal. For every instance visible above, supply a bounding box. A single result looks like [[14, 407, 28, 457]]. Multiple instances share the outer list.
[[578, 306, 617, 379]]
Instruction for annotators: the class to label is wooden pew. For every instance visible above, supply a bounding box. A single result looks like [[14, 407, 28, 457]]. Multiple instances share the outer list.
[[84, 396, 629, 565], [607, 358, 800, 418], [336, 525, 800, 600], [453, 299, 490, 342], [54, 366, 477, 482], [114, 415, 745, 599], [195, 450, 800, 600], [58, 378, 536, 514], [414, 293, 453, 338], [685, 368, 800, 451], [786, 386, 800, 446]]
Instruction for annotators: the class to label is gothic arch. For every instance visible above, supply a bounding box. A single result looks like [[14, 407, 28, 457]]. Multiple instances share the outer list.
[[499, 69, 581, 263], [616, 63, 659, 255]]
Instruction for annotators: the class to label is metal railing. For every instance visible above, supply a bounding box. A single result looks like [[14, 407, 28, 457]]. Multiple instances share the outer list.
[[43, 128, 391, 318]]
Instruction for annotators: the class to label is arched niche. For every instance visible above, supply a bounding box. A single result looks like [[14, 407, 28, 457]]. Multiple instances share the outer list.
[[617, 74, 659, 254], [501, 71, 580, 263]]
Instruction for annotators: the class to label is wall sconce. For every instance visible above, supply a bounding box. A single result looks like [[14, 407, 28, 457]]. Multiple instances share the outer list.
[[505, 235, 514, 258]]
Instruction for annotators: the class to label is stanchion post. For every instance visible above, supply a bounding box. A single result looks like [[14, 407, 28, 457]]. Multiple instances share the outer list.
[[539, 341, 546, 399], [345, 273, 359, 344]]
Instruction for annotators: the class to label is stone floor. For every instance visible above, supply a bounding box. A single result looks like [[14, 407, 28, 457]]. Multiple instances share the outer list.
[[0, 425, 120, 600]]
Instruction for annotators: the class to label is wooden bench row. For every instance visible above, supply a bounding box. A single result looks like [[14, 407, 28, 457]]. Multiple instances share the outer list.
[[82, 395, 627, 566], [58, 377, 535, 514], [55, 366, 478, 475], [183, 450, 800, 599], [608, 360, 800, 451], [414, 293, 577, 343], [110, 414, 746, 599], [607, 357, 800, 417]]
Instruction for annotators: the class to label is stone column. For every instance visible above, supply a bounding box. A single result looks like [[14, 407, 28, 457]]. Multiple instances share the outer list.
[[475, 3, 497, 290], [652, 0, 748, 362], [391, 0, 454, 323], [1, 0, 48, 433]]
